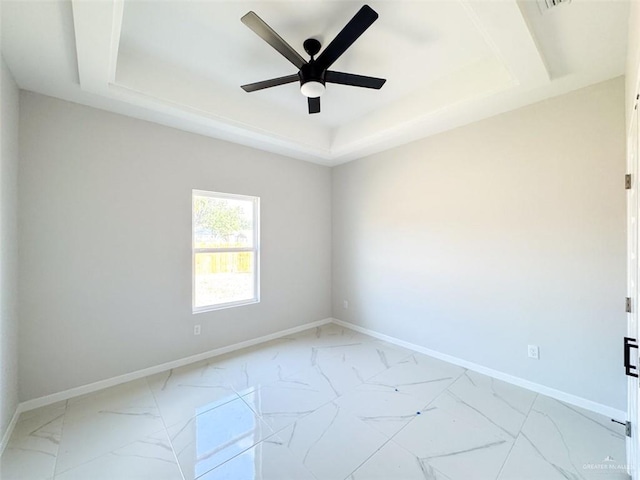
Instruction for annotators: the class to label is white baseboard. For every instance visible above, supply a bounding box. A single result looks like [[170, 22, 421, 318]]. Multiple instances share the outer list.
[[16, 315, 624, 423], [331, 318, 626, 421], [19, 317, 332, 413], [1, 404, 23, 457]]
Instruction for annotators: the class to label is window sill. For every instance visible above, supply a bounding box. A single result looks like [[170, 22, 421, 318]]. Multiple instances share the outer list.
[[192, 298, 260, 314]]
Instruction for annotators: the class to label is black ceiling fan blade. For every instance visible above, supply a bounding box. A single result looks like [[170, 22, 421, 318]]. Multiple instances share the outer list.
[[325, 71, 386, 89], [315, 5, 378, 71], [308, 97, 320, 114], [241, 11, 307, 69], [241, 74, 299, 92]]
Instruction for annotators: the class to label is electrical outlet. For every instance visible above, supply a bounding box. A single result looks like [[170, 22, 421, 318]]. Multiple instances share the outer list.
[[194, 325, 201, 336], [528, 345, 539, 360], [343, 300, 349, 309]]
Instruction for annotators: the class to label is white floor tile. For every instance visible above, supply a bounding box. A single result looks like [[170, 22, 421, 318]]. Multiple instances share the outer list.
[[4, 325, 627, 480], [393, 391, 514, 479], [447, 371, 537, 439], [243, 337, 321, 380], [314, 340, 413, 382], [292, 324, 374, 348], [216, 325, 368, 394], [63, 379, 158, 424], [53, 429, 182, 480], [240, 362, 346, 432], [166, 397, 274, 480], [1, 448, 57, 480], [279, 401, 388, 480], [146, 360, 239, 427], [212, 344, 300, 394], [9, 401, 67, 442], [310, 353, 368, 395], [55, 380, 165, 475], [0, 401, 67, 479], [197, 436, 316, 480], [498, 395, 628, 480], [2, 446, 58, 480], [334, 382, 426, 438], [366, 352, 465, 404], [349, 440, 451, 480]]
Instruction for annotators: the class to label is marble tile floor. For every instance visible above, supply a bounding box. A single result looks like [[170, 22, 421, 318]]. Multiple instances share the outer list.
[[0, 324, 629, 480]]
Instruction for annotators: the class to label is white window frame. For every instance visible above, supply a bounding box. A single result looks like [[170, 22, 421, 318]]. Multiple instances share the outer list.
[[192, 189, 260, 313]]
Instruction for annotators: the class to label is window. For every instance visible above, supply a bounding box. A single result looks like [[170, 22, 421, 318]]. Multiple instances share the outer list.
[[192, 190, 259, 313]]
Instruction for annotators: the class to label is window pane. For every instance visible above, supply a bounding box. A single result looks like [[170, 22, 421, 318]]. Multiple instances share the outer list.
[[194, 252, 255, 307], [193, 195, 254, 249]]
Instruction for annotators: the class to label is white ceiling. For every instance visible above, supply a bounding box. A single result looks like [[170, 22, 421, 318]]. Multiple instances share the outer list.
[[1, 0, 629, 166]]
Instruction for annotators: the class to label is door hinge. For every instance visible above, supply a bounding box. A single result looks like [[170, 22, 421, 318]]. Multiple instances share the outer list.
[[612, 419, 632, 437], [627, 297, 632, 313], [626, 174, 632, 190]]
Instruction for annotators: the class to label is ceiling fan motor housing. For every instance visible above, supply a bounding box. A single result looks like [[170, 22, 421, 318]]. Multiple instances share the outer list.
[[299, 62, 326, 91]]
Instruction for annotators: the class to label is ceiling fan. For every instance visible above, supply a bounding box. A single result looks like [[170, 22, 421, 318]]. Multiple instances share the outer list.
[[240, 5, 386, 114]]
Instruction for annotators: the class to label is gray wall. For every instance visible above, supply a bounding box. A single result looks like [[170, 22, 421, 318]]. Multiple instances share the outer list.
[[13, 76, 629, 412], [18, 92, 332, 401], [627, 0, 640, 130], [0, 57, 19, 439], [332, 77, 627, 410]]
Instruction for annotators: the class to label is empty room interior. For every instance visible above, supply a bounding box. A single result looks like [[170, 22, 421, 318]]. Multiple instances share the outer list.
[[2, 0, 640, 479]]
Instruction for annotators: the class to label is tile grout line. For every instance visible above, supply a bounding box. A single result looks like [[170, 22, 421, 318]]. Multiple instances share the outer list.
[[493, 432, 519, 480], [380, 367, 467, 446], [50, 399, 69, 479], [144, 376, 188, 480], [344, 362, 467, 480], [190, 398, 288, 480], [144, 371, 256, 479], [350, 364, 468, 476], [494, 392, 540, 480], [343, 434, 395, 479]]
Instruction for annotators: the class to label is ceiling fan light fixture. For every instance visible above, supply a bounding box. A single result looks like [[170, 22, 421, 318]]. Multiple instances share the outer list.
[[300, 81, 325, 98]]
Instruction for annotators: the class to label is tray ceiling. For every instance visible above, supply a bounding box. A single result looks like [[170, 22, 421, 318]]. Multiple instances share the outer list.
[[1, 0, 629, 165]]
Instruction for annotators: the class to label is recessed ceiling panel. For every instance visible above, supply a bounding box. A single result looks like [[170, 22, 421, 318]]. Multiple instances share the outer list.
[[117, 1, 495, 127]]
